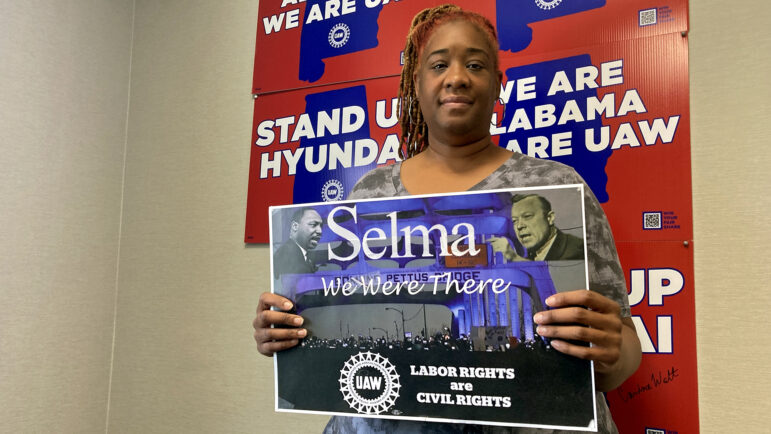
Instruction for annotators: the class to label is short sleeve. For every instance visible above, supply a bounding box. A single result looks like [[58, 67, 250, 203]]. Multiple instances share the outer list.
[[346, 164, 400, 200], [566, 170, 631, 318]]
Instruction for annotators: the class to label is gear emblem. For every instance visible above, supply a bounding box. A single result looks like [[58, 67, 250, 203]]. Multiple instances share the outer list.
[[321, 179, 344, 202], [535, 0, 563, 10], [328, 23, 351, 48], [338, 352, 401, 415]]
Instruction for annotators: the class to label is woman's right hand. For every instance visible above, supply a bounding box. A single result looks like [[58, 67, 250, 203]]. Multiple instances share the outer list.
[[253, 292, 306, 356]]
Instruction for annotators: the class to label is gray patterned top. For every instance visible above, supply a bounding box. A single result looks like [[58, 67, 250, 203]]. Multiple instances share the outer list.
[[325, 152, 627, 434]]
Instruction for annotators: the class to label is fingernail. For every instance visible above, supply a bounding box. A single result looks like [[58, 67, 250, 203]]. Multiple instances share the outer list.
[[293, 317, 303, 326], [545, 296, 555, 306], [297, 329, 307, 337], [533, 313, 543, 323], [536, 326, 547, 335], [550, 340, 563, 350], [283, 301, 293, 310]]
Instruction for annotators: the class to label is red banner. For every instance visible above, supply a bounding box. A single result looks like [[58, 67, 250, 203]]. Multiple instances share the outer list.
[[611, 241, 698, 434], [253, 0, 687, 95]]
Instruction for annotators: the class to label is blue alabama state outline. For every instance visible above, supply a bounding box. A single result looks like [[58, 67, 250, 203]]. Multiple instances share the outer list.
[[292, 86, 376, 204], [496, 0, 606, 53], [299, 0, 383, 83], [498, 55, 612, 202]]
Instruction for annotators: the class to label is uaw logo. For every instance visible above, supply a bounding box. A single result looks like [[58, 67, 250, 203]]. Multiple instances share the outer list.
[[328, 23, 350, 48], [535, 0, 563, 9], [321, 179, 344, 202], [339, 352, 401, 415]]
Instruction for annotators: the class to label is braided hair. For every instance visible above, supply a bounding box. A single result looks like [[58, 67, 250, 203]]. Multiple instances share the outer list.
[[398, 4, 500, 159]]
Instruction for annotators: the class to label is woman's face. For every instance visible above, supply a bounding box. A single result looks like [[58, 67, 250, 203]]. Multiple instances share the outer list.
[[414, 20, 502, 145]]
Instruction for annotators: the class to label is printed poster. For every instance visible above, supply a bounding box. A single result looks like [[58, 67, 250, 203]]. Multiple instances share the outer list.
[[253, 0, 687, 95], [270, 185, 599, 430], [246, 15, 691, 246]]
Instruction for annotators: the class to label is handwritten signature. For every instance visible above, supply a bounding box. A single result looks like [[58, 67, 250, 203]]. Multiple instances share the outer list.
[[616, 366, 679, 403]]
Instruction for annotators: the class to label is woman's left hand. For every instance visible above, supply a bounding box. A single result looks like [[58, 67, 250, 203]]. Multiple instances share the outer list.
[[533, 290, 641, 390]]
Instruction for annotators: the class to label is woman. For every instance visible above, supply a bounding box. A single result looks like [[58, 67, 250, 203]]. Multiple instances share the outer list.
[[254, 5, 641, 433]]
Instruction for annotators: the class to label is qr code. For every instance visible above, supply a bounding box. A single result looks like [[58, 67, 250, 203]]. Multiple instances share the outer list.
[[643, 212, 662, 230], [645, 429, 665, 434], [639, 8, 657, 26]]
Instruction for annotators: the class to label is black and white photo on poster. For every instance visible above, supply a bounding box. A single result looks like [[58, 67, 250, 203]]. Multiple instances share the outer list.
[[269, 184, 596, 431]]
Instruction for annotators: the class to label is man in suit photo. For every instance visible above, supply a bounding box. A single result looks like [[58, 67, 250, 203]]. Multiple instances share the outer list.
[[273, 207, 323, 278], [489, 193, 584, 262]]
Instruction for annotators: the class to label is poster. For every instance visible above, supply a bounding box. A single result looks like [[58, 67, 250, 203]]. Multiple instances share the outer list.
[[250, 1, 697, 432], [608, 241, 698, 434], [270, 185, 598, 429], [246, 34, 690, 244], [252, 0, 687, 95]]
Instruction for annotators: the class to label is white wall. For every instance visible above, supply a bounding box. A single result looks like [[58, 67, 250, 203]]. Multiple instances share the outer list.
[[1, 1, 770, 433], [0, 1, 134, 432], [691, 2, 771, 432], [104, 1, 328, 432]]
